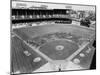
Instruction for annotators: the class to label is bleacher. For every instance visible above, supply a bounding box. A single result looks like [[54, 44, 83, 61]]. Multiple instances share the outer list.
[[12, 8, 72, 24]]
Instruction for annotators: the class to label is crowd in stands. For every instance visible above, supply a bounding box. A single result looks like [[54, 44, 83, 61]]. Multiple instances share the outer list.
[[12, 8, 96, 28]]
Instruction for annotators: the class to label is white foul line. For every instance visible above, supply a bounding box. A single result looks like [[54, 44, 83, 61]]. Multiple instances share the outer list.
[[66, 42, 90, 61], [13, 32, 53, 63]]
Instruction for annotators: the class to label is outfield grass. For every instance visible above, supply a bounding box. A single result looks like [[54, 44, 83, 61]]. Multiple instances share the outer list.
[[11, 24, 95, 73]]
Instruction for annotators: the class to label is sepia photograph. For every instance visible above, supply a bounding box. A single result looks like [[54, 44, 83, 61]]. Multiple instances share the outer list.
[[11, 0, 96, 74]]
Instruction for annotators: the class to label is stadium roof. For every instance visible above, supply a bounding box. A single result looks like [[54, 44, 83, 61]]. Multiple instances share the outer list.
[[12, 0, 95, 11]]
